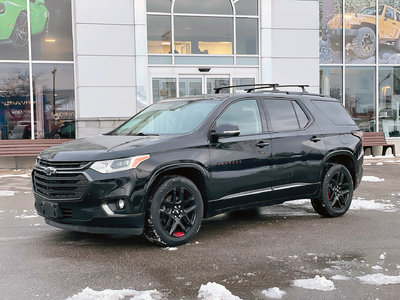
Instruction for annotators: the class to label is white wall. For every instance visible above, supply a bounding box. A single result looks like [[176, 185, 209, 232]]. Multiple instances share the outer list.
[[261, 0, 320, 93], [73, 0, 148, 137]]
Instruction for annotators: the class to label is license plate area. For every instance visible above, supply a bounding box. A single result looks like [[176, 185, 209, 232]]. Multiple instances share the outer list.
[[40, 201, 63, 219]]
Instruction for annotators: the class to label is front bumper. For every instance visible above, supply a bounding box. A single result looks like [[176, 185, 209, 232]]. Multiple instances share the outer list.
[[33, 167, 147, 235]]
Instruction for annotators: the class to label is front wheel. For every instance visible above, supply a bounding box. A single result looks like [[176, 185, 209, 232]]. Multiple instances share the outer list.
[[10, 11, 28, 47], [311, 164, 353, 217], [144, 176, 203, 246], [352, 27, 376, 59]]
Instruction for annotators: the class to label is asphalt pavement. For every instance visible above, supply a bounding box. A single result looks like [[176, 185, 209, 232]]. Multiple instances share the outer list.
[[0, 158, 399, 299]]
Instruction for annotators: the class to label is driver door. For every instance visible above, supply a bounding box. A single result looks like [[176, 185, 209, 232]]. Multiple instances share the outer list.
[[208, 98, 273, 211]]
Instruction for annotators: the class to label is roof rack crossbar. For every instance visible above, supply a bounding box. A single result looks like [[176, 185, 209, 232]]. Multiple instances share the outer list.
[[214, 83, 279, 94], [244, 84, 310, 93]]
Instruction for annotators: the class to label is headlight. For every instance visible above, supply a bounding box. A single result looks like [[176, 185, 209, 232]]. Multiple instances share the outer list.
[[90, 154, 150, 174], [0, 4, 5, 14]]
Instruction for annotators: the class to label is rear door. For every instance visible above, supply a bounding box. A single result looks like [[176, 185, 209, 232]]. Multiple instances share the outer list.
[[261, 97, 326, 196], [208, 98, 273, 210]]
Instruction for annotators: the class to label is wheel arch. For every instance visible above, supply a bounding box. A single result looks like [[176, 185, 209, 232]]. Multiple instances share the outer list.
[[322, 150, 357, 188], [144, 163, 211, 215]]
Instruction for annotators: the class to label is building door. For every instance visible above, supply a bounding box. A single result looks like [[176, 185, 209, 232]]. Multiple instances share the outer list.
[[178, 75, 230, 96]]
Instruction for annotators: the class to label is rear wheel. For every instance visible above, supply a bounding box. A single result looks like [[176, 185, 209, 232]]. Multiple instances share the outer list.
[[311, 164, 353, 217], [144, 176, 203, 246]]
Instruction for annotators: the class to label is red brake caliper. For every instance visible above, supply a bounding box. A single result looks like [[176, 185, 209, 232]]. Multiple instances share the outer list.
[[173, 232, 185, 238]]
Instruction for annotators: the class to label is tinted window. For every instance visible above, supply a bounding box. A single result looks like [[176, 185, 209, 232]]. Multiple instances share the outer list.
[[293, 101, 309, 128], [263, 100, 299, 132], [312, 101, 356, 126], [215, 100, 262, 136]]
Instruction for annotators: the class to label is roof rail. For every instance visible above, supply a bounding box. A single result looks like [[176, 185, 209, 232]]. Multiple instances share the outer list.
[[245, 84, 310, 93], [214, 83, 279, 94]]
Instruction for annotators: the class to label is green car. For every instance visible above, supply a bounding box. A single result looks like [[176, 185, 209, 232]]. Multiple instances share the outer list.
[[0, 0, 49, 47]]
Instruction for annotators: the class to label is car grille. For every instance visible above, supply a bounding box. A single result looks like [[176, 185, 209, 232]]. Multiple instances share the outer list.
[[33, 160, 90, 200]]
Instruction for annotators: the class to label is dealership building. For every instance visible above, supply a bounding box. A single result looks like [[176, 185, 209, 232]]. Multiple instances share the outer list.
[[0, 0, 399, 157]]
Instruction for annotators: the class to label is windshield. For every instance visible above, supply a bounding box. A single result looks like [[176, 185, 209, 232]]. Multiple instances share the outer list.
[[110, 100, 219, 136], [360, 5, 383, 15]]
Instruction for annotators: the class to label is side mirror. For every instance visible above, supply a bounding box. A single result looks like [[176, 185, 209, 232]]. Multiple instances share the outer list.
[[210, 124, 240, 142]]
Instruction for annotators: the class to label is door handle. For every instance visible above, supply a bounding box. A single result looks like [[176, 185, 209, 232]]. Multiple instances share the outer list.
[[256, 141, 270, 148], [310, 136, 322, 142]]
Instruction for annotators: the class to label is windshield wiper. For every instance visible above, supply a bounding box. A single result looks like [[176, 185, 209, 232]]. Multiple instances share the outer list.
[[135, 132, 159, 136]]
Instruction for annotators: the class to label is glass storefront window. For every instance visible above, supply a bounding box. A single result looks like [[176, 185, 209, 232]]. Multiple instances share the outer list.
[[152, 78, 176, 103], [378, 67, 400, 137], [207, 78, 229, 94], [174, 0, 233, 15], [345, 1, 376, 64], [0, 4, 29, 60], [30, 0, 73, 61], [174, 17, 233, 55], [179, 78, 202, 97], [0, 63, 30, 140], [235, 0, 258, 16], [232, 78, 256, 93], [378, 1, 400, 64], [345, 67, 376, 132], [147, 0, 171, 13], [320, 66, 342, 101], [147, 15, 171, 54], [320, 0, 342, 63], [33, 64, 75, 139], [236, 18, 258, 55]]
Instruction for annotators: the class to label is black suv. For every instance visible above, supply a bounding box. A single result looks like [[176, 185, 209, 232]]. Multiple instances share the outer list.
[[33, 84, 364, 246]]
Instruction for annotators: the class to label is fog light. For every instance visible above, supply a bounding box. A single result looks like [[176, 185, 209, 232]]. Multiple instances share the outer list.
[[117, 199, 125, 209]]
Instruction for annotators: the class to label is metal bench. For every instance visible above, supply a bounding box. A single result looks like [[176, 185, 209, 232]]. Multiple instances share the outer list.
[[362, 132, 396, 156], [0, 139, 71, 168]]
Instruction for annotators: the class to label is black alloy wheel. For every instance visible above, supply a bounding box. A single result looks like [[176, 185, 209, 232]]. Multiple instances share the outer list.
[[144, 176, 203, 246], [311, 164, 353, 217], [11, 11, 28, 47]]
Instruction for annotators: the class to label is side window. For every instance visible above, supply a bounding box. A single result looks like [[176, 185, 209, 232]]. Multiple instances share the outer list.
[[263, 99, 300, 132], [215, 99, 262, 136], [292, 101, 309, 128], [386, 8, 394, 20]]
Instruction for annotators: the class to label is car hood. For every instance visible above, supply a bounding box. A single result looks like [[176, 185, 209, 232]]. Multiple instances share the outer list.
[[38, 134, 174, 161]]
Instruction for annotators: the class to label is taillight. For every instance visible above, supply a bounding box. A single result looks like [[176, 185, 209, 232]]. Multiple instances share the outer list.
[[351, 130, 363, 140]]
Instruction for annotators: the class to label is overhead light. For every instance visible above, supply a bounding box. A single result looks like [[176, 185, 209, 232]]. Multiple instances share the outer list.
[[45, 39, 56, 43], [161, 42, 171, 45], [184, 27, 191, 30]]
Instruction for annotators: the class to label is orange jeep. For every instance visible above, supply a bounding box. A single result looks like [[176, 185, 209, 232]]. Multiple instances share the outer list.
[[327, 5, 400, 58]]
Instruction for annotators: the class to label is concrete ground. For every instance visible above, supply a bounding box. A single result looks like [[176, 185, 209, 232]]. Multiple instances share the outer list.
[[0, 157, 399, 299]]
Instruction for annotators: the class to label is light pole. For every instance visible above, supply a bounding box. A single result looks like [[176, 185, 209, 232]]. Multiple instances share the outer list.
[[52, 68, 57, 115]]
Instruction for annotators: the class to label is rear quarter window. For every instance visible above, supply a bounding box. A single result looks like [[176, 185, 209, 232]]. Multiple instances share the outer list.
[[312, 100, 356, 126]]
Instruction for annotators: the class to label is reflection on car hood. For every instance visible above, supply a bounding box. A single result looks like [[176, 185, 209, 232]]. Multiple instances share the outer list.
[[38, 134, 169, 161]]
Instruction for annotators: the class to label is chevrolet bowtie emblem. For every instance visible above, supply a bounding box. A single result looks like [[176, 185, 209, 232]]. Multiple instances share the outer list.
[[43, 166, 57, 176]]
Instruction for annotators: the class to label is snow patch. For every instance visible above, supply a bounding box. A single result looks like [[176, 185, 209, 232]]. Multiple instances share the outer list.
[[0, 191, 15, 197], [362, 176, 384, 182], [350, 198, 396, 212], [261, 287, 287, 299], [0, 174, 31, 179], [331, 275, 350, 281], [358, 273, 400, 285], [292, 275, 335, 291], [165, 247, 177, 251], [364, 155, 394, 159], [376, 162, 384, 166], [372, 265, 383, 270], [66, 287, 162, 300], [198, 282, 241, 300], [380, 253, 386, 260]]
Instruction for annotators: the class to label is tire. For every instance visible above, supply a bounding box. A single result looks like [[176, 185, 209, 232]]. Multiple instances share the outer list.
[[10, 11, 28, 47], [144, 176, 203, 246], [311, 164, 353, 217], [352, 27, 376, 59]]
